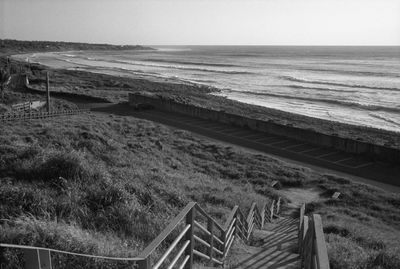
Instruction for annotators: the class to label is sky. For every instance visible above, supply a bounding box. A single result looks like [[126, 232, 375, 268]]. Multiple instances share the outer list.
[[1, 0, 400, 46]]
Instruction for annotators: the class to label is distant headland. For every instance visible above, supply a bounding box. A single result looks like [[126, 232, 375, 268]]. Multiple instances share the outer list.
[[0, 39, 154, 56]]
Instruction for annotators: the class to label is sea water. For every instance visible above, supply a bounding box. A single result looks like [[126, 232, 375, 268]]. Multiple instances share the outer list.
[[15, 46, 400, 132]]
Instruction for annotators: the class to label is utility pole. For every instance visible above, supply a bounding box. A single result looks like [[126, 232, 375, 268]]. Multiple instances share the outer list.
[[46, 72, 50, 113]]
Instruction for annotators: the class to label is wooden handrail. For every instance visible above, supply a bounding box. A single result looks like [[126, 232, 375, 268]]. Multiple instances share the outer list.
[[194, 204, 224, 232], [138, 202, 196, 259], [0, 199, 281, 269], [298, 204, 330, 269], [0, 243, 142, 261], [223, 205, 239, 230], [153, 224, 191, 269]]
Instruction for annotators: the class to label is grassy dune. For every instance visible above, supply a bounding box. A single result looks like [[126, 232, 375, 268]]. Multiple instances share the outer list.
[[309, 177, 400, 269], [1, 55, 400, 268], [0, 111, 399, 268], [0, 112, 299, 268]]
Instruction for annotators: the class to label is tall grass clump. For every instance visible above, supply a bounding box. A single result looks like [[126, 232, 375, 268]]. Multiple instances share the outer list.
[[303, 174, 400, 269]]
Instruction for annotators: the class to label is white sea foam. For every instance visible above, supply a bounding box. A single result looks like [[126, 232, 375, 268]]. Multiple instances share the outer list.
[[13, 46, 400, 132]]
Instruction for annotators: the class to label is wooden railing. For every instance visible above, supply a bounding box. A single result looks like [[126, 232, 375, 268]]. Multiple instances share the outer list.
[[0, 199, 281, 269], [11, 101, 31, 112], [0, 109, 89, 122], [298, 203, 330, 269]]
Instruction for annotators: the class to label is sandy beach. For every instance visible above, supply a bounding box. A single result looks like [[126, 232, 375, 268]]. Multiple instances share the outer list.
[[12, 58, 400, 151]]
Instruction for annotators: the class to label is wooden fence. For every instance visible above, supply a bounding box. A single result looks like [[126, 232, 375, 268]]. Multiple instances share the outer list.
[[11, 101, 31, 112], [0, 109, 89, 122], [0, 199, 281, 269], [298, 203, 330, 269]]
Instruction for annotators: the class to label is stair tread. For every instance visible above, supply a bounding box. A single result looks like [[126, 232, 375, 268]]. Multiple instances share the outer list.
[[196, 210, 301, 269], [224, 213, 300, 268]]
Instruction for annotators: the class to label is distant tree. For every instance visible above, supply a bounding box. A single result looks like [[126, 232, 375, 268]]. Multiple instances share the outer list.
[[0, 68, 11, 100]]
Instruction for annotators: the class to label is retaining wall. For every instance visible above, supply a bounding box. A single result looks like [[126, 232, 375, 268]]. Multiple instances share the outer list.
[[129, 93, 400, 164]]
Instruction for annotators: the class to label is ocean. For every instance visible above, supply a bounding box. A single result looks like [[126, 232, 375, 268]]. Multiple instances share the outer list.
[[14, 46, 400, 132]]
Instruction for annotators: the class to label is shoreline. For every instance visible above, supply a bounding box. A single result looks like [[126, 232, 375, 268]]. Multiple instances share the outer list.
[[2, 48, 400, 150]]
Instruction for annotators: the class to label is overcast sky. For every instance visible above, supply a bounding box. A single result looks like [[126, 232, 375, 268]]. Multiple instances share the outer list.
[[1, 0, 400, 46]]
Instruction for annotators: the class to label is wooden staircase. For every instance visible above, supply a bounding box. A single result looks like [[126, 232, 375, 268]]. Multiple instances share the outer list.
[[227, 206, 301, 269], [196, 205, 301, 269], [0, 197, 329, 269]]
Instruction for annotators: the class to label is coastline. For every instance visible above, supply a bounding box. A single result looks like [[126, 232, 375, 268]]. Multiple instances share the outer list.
[[14, 59, 400, 151], [1, 42, 400, 269], [1, 40, 399, 150]]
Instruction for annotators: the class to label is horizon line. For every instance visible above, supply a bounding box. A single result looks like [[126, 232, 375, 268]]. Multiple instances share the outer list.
[[2, 39, 400, 47]]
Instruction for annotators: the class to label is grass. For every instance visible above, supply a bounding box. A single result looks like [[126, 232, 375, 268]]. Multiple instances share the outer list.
[[0, 104, 399, 269], [303, 176, 400, 269], [1, 112, 317, 268], [0, 58, 399, 268], [1, 112, 398, 269]]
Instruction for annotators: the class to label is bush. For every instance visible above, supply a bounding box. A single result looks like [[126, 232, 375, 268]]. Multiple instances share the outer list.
[[37, 152, 91, 183]]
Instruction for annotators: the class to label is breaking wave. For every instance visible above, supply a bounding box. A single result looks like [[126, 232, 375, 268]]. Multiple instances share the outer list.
[[64, 56, 254, 75], [280, 75, 400, 92], [226, 90, 400, 113], [141, 58, 240, 68]]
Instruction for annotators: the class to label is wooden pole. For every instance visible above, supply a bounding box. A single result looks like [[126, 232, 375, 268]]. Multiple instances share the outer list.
[[185, 208, 195, 269], [207, 218, 214, 265], [46, 72, 50, 113], [137, 258, 150, 269]]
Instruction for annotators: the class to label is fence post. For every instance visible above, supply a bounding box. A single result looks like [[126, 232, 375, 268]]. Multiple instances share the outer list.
[[207, 218, 214, 265], [276, 197, 281, 215], [23, 249, 52, 269], [137, 258, 150, 269], [270, 200, 275, 221], [222, 225, 228, 262], [46, 72, 50, 113], [260, 203, 266, 228], [298, 203, 305, 253], [185, 208, 195, 269], [313, 214, 330, 269], [23, 249, 40, 269], [303, 216, 313, 269]]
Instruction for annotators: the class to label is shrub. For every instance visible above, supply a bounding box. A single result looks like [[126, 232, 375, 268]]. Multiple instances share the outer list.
[[37, 152, 90, 182]]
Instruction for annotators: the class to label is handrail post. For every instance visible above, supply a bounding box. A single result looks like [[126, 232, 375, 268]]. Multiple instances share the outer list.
[[276, 198, 281, 215], [23, 248, 52, 269], [234, 210, 239, 236], [207, 218, 214, 265], [270, 200, 275, 221], [138, 258, 150, 269], [298, 204, 305, 253], [185, 208, 195, 269], [260, 203, 266, 228], [222, 225, 228, 262], [313, 214, 330, 269], [23, 249, 40, 269]]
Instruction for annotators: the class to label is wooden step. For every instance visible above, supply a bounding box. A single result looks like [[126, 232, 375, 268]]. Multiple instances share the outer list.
[[226, 242, 300, 269], [224, 215, 300, 269]]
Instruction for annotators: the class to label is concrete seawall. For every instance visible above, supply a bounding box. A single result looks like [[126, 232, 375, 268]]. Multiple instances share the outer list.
[[129, 93, 400, 164]]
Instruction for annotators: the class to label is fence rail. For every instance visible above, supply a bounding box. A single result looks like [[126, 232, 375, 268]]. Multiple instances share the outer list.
[[11, 101, 31, 111], [0, 199, 281, 269], [298, 203, 330, 269], [0, 109, 89, 122]]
